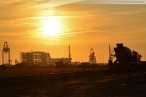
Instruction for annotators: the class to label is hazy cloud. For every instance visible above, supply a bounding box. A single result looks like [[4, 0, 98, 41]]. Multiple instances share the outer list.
[[0, 0, 82, 7], [0, 3, 146, 62]]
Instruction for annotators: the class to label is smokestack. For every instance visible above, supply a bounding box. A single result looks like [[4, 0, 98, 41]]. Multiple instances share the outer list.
[[69, 45, 71, 59]]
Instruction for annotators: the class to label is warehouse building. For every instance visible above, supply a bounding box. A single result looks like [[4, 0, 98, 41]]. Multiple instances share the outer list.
[[20, 45, 72, 67], [21, 51, 51, 66]]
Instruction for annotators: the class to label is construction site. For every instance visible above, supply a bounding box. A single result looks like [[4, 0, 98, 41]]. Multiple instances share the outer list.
[[0, 42, 146, 96], [0, 42, 72, 67], [0, 42, 100, 67]]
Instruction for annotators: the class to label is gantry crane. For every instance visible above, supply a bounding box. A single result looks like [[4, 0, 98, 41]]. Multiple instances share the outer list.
[[2, 42, 11, 65]]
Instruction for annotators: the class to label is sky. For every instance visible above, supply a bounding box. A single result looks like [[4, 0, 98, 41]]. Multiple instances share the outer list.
[[0, 0, 146, 64]]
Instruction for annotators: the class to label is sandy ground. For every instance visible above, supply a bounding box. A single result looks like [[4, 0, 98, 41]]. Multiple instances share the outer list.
[[0, 67, 105, 77], [0, 70, 146, 97]]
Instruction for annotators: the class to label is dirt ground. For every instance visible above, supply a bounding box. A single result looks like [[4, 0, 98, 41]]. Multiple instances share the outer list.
[[0, 70, 146, 97]]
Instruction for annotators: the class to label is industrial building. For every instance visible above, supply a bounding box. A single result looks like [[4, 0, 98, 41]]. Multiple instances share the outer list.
[[50, 58, 71, 66], [20, 45, 72, 66], [21, 51, 51, 66], [50, 45, 72, 66]]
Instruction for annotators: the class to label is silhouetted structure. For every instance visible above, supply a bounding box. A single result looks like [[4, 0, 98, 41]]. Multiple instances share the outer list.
[[69, 45, 71, 60], [2, 42, 11, 65], [52, 58, 71, 67], [20, 51, 51, 66], [108, 44, 114, 63], [19, 45, 72, 67], [89, 48, 96, 64], [50, 45, 72, 66], [109, 43, 142, 72]]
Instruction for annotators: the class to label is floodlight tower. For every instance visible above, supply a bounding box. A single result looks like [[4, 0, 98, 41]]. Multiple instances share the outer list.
[[2, 42, 11, 65]]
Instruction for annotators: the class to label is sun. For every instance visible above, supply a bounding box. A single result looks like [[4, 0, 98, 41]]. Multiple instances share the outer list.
[[41, 18, 61, 37]]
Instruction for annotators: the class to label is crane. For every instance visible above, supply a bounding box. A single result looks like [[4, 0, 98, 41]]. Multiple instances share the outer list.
[[89, 48, 96, 64]]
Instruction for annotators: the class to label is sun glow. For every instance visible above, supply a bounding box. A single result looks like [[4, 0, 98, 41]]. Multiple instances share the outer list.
[[41, 18, 62, 37]]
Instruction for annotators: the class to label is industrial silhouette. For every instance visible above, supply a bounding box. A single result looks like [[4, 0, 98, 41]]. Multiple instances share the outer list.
[[2, 42, 11, 65], [19, 45, 72, 66], [0, 41, 145, 71], [109, 43, 142, 72], [89, 48, 96, 64], [20, 51, 51, 66]]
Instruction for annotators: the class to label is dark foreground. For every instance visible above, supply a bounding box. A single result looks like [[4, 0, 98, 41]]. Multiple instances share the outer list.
[[0, 70, 146, 97]]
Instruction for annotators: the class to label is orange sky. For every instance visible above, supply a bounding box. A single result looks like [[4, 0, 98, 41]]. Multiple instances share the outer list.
[[0, 0, 146, 64]]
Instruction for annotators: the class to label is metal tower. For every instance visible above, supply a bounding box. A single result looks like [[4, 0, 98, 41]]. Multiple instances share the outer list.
[[109, 44, 112, 62], [69, 45, 71, 59], [89, 48, 96, 64], [2, 42, 11, 65], [108, 44, 115, 63], [68, 45, 72, 63]]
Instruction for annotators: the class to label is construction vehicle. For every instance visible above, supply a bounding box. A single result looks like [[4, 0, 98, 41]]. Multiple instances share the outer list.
[[109, 43, 142, 72]]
